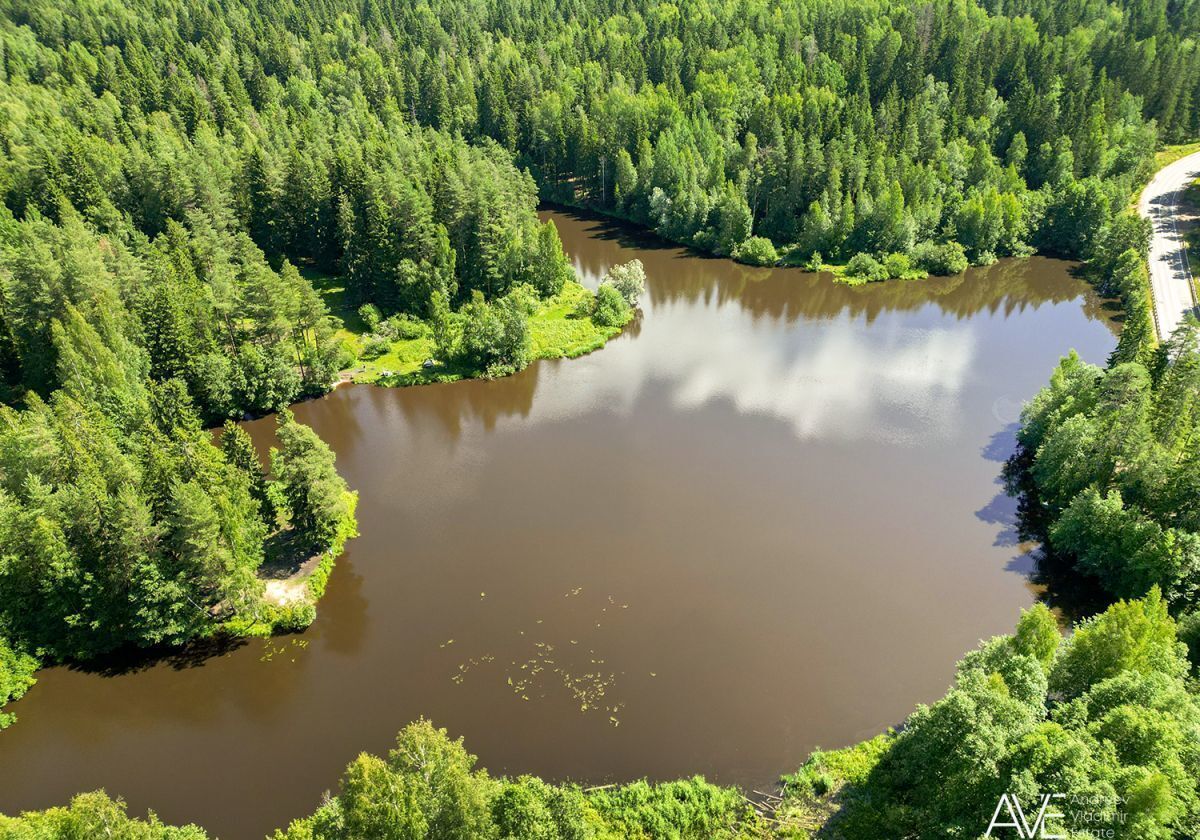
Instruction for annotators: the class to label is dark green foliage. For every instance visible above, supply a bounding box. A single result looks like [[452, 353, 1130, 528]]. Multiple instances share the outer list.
[[457, 289, 534, 377], [0, 385, 267, 659], [1011, 317, 1200, 614], [221, 420, 272, 526], [271, 412, 356, 550], [0, 0, 1176, 301], [0, 0, 582, 418]]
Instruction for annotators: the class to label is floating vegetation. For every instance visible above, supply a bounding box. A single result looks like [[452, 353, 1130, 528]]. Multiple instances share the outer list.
[[440, 588, 637, 726], [259, 637, 309, 663]]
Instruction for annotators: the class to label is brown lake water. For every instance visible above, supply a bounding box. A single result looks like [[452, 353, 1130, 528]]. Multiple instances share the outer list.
[[0, 209, 1117, 838]]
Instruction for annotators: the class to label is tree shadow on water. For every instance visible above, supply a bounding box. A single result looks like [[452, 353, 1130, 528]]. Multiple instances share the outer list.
[[976, 424, 1023, 549], [979, 424, 1115, 623], [64, 634, 250, 678]]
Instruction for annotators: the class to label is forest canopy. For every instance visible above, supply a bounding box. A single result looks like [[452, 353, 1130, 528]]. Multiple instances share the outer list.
[[1, 0, 1200, 836]]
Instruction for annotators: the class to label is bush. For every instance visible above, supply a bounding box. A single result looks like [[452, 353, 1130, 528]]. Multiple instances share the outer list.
[[357, 303, 382, 333], [386, 314, 426, 340], [600, 260, 646, 307], [733, 236, 779, 266], [912, 240, 969, 275], [805, 251, 823, 272], [359, 335, 391, 360], [0, 637, 38, 729], [570, 293, 594, 319], [883, 252, 914, 279], [592, 284, 632, 327], [459, 290, 532, 376], [845, 252, 887, 282]]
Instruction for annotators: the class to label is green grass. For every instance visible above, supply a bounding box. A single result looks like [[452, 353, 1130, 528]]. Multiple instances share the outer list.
[[304, 269, 624, 387], [1155, 141, 1200, 171]]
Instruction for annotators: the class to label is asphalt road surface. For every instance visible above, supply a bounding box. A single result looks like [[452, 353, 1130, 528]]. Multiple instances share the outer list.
[[1139, 151, 1200, 340]]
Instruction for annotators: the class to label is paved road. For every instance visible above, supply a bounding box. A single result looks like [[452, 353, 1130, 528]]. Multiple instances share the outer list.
[[1138, 151, 1200, 340]]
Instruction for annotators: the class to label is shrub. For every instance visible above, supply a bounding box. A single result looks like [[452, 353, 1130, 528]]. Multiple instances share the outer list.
[[592, 284, 632, 327], [883, 252, 914, 279], [360, 335, 391, 360], [0, 637, 37, 729], [600, 260, 646, 307], [912, 240, 969, 275], [733, 236, 779, 266], [357, 303, 382, 332], [459, 290, 532, 376], [386, 314, 426, 340], [845, 252, 887, 282], [570, 293, 594, 319], [805, 251, 823, 272]]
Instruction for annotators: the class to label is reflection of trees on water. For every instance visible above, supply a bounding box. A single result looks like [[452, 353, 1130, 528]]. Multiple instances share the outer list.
[[545, 205, 1119, 333], [391, 361, 541, 435], [997, 436, 1116, 624], [340, 322, 643, 441], [33, 627, 318, 735], [317, 555, 369, 656]]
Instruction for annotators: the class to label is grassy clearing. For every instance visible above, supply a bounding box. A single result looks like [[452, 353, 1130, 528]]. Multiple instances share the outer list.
[[305, 269, 623, 386]]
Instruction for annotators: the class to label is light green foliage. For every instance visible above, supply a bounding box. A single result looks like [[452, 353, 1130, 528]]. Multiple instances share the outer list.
[[585, 778, 765, 839], [844, 253, 887, 283], [0, 792, 209, 839], [429, 289, 457, 363], [600, 261, 646, 308], [1049, 589, 1188, 698], [911, 241, 970, 276], [273, 720, 764, 839], [358, 304, 383, 333], [531, 223, 574, 298], [1012, 603, 1062, 670], [0, 637, 37, 730], [881, 252, 922, 280]]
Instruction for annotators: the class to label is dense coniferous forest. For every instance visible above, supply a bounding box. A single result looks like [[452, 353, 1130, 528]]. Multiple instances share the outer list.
[[0, 0, 1199, 836]]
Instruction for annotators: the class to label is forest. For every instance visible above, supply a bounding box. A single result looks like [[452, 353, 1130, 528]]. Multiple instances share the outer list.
[[0, 0, 1198, 836]]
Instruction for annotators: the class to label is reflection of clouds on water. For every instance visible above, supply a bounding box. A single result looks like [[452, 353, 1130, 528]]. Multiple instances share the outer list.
[[652, 303, 975, 443], [494, 298, 976, 445]]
